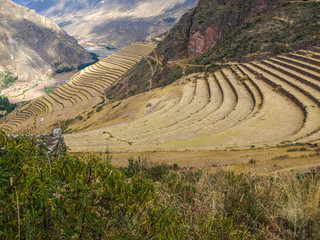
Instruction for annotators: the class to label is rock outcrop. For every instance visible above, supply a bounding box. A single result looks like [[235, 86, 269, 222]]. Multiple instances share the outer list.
[[0, 0, 91, 81], [187, 24, 222, 56]]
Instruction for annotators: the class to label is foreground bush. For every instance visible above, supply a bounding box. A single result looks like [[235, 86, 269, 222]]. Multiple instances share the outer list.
[[0, 132, 319, 239], [0, 132, 181, 239]]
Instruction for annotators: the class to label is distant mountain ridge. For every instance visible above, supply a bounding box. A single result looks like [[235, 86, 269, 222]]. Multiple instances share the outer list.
[[12, 0, 198, 48], [0, 0, 92, 81]]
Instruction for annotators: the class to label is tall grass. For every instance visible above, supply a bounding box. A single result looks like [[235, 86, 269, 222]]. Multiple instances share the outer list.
[[125, 160, 320, 239], [1, 132, 319, 239]]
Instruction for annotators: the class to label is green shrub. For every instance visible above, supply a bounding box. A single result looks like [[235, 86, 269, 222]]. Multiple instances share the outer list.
[[0, 133, 182, 239], [77, 53, 99, 71]]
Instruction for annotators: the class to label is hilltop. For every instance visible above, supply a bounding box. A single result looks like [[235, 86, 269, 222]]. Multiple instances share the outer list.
[[0, 0, 92, 82]]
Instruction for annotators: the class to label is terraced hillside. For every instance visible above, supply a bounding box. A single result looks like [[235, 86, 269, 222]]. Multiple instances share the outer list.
[[0, 42, 155, 133], [64, 47, 320, 152]]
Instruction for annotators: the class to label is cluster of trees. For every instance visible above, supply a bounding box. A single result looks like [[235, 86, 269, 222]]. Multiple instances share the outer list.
[[0, 96, 16, 117], [163, 17, 176, 23], [55, 66, 75, 74], [77, 53, 99, 71], [55, 53, 100, 73], [0, 71, 18, 90]]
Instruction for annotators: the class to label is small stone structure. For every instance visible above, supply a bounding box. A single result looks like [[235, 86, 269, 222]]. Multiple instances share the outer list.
[[6, 128, 67, 156], [46, 128, 67, 156]]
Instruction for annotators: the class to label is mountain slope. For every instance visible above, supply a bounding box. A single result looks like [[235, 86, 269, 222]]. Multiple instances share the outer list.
[[13, 0, 198, 48], [0, 0, 91, 81], [108, 0, 320, 100]]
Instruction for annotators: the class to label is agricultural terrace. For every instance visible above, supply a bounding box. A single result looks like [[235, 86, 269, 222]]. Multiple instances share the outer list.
[[65, 47, 320, 152], [0, 43, 155, 133]]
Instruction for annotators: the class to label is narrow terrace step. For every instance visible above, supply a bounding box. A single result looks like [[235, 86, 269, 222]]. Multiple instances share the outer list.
[[68, 82, 101, 94], [287, 53, 320, 67], [276, 56, 320, 73], [50, 91, 74, 107], [46, 93, 65, 108], [266, 58, 320, 82], [58, 86, 84, 103], [54, 89, 78, 106], [65, 84, 93, 98], [231, 66, 264, 115], [109, 81, 197, 139]]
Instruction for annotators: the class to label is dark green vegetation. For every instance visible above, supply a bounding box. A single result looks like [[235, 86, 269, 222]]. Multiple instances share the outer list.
[[77, 53, 99, 71], [1, 133, 320, 239], [102, 45, 118, 51], [0, 71, 18, 90], [185, 65, 206, 75], [0, 96, 16, 118], [0, 133, 181, 239], [107, 0, 320, 100], [54, 61, 75, 74], [163, 17, 176, 23], [55, 66, 75, 74], [44, 85, 54, 93], [55, 53, 99, 73]]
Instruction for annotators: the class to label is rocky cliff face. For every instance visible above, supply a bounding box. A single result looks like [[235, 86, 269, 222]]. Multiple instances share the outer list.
[[157, 0, 285, 61], [186, 0, 283, 57], [13, 0, 198, 48], [0, 0, 91, 81]]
